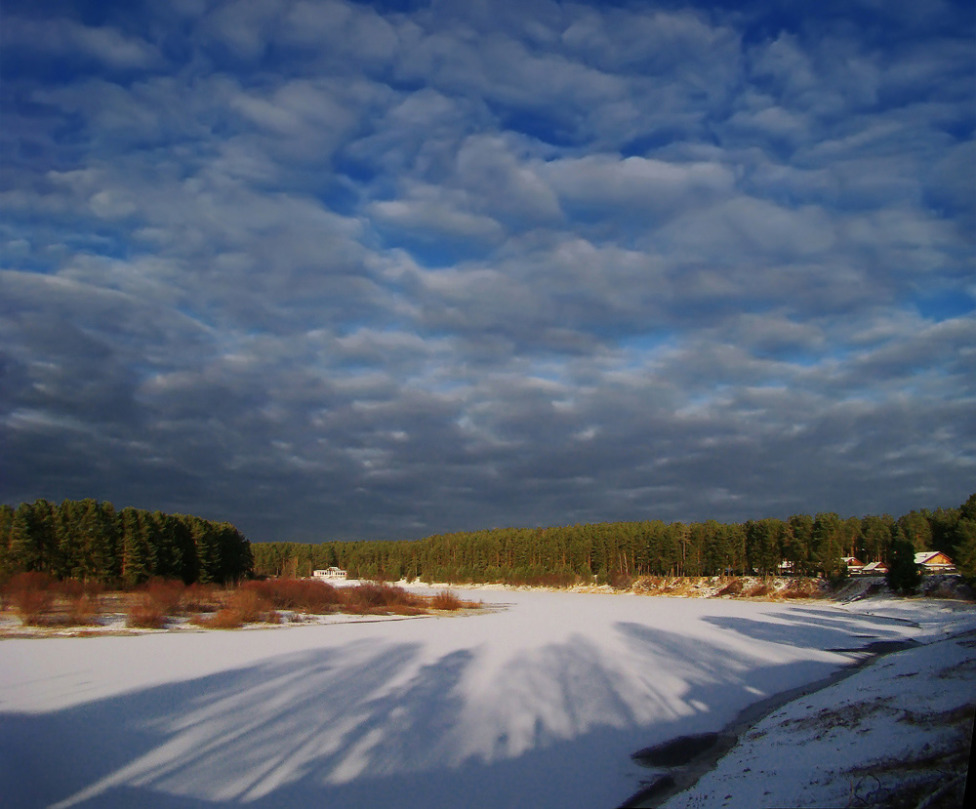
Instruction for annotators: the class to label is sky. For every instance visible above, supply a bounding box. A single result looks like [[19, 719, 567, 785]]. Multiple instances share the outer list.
[[1, 0, 974, 543]]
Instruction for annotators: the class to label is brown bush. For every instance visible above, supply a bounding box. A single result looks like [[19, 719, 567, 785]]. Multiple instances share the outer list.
[[55, 579, 86, 600], [201, 608, 245, 629], [742, 580, 776, 598], [226, 588, 272, 623], [430, 590, 463, 610], [145, 579, 185, 614], [182, 583, 219, 612], [345, 582, 424, 612], [245, 579, 343, 613], [634, 576, 664, 594], [66, 594, 101, 625], [8, 572, 56, 625], [605, 571, 632, 590], [781, 579, 824, 599], [715, 577, 744, 597], [385, 604, 428, 615], [126, 596, 167, 629]]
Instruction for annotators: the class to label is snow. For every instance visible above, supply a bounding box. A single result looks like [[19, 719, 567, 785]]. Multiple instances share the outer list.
[[1, 588, 974, 809], [658, 614, 976, 808]]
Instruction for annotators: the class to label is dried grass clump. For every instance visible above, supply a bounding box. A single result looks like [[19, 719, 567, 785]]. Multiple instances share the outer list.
[[197, 609, 245, 629], [742, 579, 777, 598], [226, 588, 272, 623], [246, 579, 343, 613], [182, 583, 219, 613], [607, 571, 634, 590], [126, 595, 167, 629], [632, 576, 660, 594], [636, 577, 710, 597], [346, 582, 424, 614], [189, 588, 275, 629], [66, 594, 101, 625], [781, 578, 825, 599], [715, 577, 744, 597], [145, 579, 185, 614], [430, 590, 464, 610], [7, 572, 56, 626]]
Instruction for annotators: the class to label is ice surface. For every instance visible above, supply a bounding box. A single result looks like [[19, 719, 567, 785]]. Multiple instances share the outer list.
[[1, 588, 973, 808]]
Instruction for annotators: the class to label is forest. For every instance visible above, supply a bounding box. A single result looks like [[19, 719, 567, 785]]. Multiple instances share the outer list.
[[252, 493, 976, 586], [0, 498, 252, 586], [3, 494, 974, 588]]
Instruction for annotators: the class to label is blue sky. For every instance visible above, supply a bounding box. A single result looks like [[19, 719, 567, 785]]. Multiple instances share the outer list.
[[2, 0, 974, 541]]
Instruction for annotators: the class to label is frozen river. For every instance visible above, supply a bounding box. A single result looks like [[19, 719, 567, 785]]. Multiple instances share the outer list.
[[2, 587, 971, 808]]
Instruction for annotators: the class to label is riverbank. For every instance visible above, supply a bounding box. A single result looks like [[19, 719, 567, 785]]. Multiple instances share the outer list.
[[626, 613, 976, 808]]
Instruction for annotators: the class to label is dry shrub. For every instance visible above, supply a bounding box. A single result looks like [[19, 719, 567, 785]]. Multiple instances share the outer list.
[[742, 580, 776, 598], [384, 604, 428, 616], [226, 588, 272, 623], [644, 576, 692, 595], [430, 590, 464, 611], [182, 583, 219, 612], [346, 582, 424, 613], [66, 594, 101, 625], [145, 579, 185, 614], [126, 595, 167, 629], [781, 579, 824, 599], [246, 579, 342, 613], [55, 579, 86, 600], [200, 609, 245, 629], [607, 571, 634, 590], [716, 578, 744, 597], [8, 572, 55, 625]]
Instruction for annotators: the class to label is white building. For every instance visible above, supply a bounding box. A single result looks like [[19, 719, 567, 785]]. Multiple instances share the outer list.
[[313, 567, 348, 580]]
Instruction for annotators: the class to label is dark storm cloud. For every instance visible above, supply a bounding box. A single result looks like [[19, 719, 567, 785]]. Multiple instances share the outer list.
[[2, 0, 973, 541]]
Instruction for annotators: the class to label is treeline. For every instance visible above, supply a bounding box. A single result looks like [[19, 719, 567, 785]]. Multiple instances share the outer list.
[[252, 494, 976, 585], [0, 498, 253, 587]]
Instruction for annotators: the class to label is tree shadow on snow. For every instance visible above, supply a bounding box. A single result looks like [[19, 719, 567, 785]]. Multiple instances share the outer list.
[[0, 609, 902, 809], [699, 606, 912, 649]]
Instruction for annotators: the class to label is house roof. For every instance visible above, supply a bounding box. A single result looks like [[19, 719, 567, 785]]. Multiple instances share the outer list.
[[914, 551, 954, 566]]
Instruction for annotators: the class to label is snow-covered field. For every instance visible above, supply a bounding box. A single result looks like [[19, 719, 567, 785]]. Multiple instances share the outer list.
[[1, 588, 974, 809]]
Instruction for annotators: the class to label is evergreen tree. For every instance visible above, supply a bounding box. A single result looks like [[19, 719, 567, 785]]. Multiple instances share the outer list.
[[953, 494, 976, 585], [120, 507, 153, 588], [887, 535, 921, 594], [812, 513, 845, 578], [0, 504, 14, 578], [860, 514, 894, 562], [9, 503, 42, 572], [787, 513, 814, 575]]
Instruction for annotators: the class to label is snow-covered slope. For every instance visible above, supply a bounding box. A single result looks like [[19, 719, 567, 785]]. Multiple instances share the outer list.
[[657, 624, 975, 808]]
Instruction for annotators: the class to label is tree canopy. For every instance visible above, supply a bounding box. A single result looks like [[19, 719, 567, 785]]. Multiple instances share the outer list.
[[0, 499, 252, 586], [251, 493, 976, 587]]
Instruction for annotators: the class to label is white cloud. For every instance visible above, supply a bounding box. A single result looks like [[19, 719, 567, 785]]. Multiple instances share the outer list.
[[370, 186, 506, 243], [2, 17, 162, 69], [543, 154, 735, 217], [3, 0, 973, 538]]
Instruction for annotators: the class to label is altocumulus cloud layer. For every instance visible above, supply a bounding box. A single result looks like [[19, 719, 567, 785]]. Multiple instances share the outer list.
[[1, 0, 974, 541]]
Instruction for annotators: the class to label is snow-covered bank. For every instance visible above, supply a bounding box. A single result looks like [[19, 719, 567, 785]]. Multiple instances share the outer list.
[[655, 625, 976, 808], [1, 590, 973, 809]]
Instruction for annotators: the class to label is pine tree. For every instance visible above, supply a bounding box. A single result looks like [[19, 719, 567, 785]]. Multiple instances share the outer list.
[[120, 507, 153, 588], [887, 535, 921, 594]]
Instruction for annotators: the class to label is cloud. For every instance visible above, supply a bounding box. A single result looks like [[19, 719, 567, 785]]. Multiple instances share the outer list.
[[1, 0, 973, 540], [1, 16, 162, 70]]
